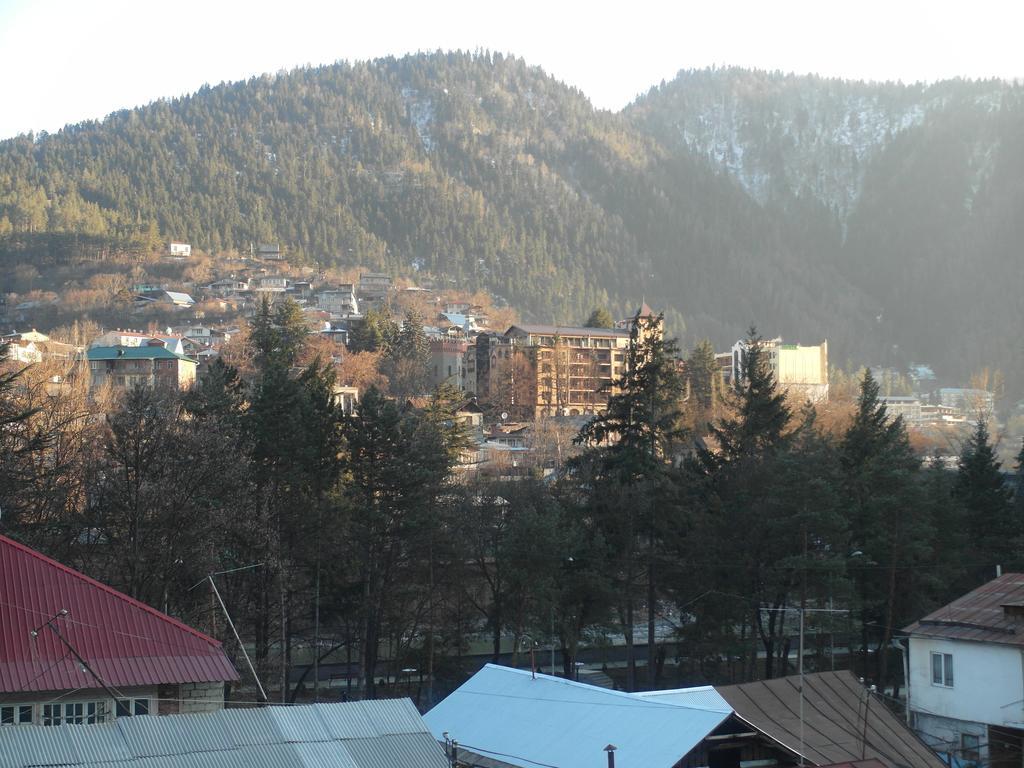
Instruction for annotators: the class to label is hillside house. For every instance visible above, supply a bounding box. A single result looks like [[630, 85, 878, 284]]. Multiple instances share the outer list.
[[133, 290, 196, 309], [357, 273, 391, 301], [903, 573, 1024, 768], [256, 243, 284, 261], [253, 275, 290, 293], [167, 241, 191, 257], [317, 285, 359, 316], [91, 331, 186, 355], [87, 342, 197, 392], [0, 535, 237, 726]]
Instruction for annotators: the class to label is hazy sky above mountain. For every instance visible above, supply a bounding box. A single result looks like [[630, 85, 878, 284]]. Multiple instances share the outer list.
[[1, 0, 1020, 140]]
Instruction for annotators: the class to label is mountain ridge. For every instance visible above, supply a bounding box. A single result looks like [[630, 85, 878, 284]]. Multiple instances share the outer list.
[[0, 53, 1020, 395]]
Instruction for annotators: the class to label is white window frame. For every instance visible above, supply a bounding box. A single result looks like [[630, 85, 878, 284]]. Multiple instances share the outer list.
[[931, 651, 954, 687], [42, 700, 108, 726], [0, 704, 33, 725], [115, 697, 151, 718]]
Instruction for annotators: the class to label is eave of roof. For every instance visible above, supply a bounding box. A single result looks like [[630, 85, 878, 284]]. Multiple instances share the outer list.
[[87, 346, 196, 364], [506, 324, 629, 338], [0, 534, 238, 693]]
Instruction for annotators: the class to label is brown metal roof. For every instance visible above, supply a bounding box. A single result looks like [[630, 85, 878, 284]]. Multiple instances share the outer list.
[[903, 572, 1024, 646], [717, 671, 944, 768]]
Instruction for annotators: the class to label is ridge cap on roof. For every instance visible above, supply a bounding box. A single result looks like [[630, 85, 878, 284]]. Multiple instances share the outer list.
[[0, 534, 225, 650], [478, 663, 718, 710]]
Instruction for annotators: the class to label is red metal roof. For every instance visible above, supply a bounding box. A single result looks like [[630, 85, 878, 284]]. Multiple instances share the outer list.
[[903, 572, 1024, 647], [0, 535, 238, 694]]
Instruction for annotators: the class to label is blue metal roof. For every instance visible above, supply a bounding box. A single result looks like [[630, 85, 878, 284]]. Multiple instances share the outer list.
[[633, 686, 731, 712], [424, 664, 731, 768]]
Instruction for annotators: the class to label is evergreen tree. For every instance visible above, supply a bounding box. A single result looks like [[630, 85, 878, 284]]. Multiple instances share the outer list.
[[707, 328, 791, 464], [686, 338, 719, 416], [384, 310, 432, 399], [584, 307, 614, 328], [575, 312, 686, 689], [840, 368, 924, 687], [955, 419, 1017, 573]]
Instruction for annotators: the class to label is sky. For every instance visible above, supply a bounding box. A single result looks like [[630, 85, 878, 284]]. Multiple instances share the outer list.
[[1, 0, 1021, 140]]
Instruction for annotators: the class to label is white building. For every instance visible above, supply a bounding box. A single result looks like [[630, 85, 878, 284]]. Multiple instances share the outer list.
[[168, 242, 192, 257], [880, 396, 923, 426], [939, 388, 994, 416], [731, 337, 829, 402], [903, 573, 1024, 768]]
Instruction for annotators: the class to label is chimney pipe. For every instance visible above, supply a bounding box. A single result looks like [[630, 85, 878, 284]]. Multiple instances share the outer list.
[[604, 744, 617, 768]]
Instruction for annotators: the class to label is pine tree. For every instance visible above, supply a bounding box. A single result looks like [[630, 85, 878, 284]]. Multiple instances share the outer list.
[[574, 312, 686, 689], [584, 307, 614, 328], [840, 367, 924, 687], [686, 338, 719, 415], [709, 328, 791, 464], [955, 419, 1017, 572]]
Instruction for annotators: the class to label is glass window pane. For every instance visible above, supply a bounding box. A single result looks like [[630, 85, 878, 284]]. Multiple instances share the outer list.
[[944, 654, 954, 687], [116, 699, 131, 717], [1, 707, 13, 725], [18, 706, 32, 724], [134, 699, 149, 716], [932, 653, 942, 684]]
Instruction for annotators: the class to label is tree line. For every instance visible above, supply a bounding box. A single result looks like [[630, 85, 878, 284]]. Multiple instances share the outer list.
[[1, 307, 1022, 704]]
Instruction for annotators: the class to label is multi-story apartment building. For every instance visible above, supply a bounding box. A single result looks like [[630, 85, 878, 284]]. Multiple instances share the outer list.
[[317, 285, 359, 317], [87, 341, 197, 392], [731, 337, 829, 402]]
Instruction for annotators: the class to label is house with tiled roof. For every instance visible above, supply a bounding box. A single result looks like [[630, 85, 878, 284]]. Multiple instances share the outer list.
[[903, 573, 1024, 768], [0, 534, 238, 727]]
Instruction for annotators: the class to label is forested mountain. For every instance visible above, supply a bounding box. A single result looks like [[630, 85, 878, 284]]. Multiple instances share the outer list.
[[630, 69, 1024, 393], [0, 54, 1020, 394]]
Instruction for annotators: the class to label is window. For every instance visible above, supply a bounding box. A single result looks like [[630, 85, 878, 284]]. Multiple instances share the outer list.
[[115, 698, 150, 717], [42, 701, 107, 726], [961, 734, 980, 763], [0, 705, 32, 725], [931, 651, 954, 687]]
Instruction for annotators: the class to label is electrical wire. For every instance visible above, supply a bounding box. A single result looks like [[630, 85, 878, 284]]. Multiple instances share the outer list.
[[457, 742, 563, 768]]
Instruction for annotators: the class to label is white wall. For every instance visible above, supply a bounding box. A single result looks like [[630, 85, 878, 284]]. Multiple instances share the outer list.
[[909, 636, 1024, 727]]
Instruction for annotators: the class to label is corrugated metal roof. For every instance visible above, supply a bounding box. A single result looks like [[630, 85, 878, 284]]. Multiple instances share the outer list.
[[63, 722, 135, 764], [0, 535, 238, 695], [117, 710, 233, 756], [217, 706, 280, 746], [423, 664, 730, 768], [354, 698, 428, 735], [0, 700, 445, 768], [86, 345, 193, 362], [634, 685, 731, 712], [903, 572, 1024, 646], [268, 704, 332, 743], [717, 671, 945, 768], [0, 723, 79, 768], [345, 733, 447, 768], [314, 702, 379, 740]]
